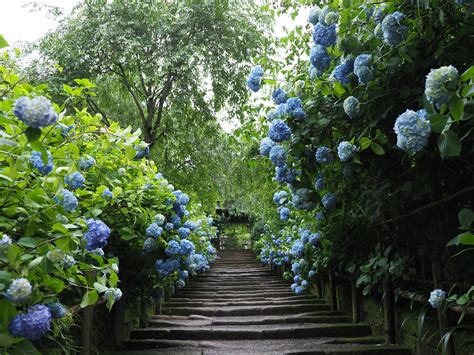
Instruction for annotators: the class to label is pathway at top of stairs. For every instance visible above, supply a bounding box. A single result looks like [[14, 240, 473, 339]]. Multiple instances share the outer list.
[[122, 250, 411, 354]]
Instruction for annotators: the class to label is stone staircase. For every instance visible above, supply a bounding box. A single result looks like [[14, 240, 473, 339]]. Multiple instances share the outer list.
[[122, 250, 411, 354]]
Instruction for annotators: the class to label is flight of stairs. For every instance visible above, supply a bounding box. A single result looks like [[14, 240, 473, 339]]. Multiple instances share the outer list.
[[122, 250, 411, 354]]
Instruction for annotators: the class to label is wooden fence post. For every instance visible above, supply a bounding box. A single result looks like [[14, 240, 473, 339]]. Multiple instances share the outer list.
[[383, 275, 396, 344], [80, 305, 93, 355], [329, 272, 337, 311], [155, 297, 162, 315]]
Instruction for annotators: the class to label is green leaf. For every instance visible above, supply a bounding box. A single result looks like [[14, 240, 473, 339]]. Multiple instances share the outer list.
[[448, 232, 474, 246], [0, 35, 8, 49], [371, 142, 385, 155], [458, 208, 474, 228], [448, 96, 464, 121], [428, 114, 449, 134], [80, 290, 99, 308], [25, 127, 42, 142], [17, 237, 39, 248], [0, 299, 17, 332], [438, 130, 461, 158], [461, 65, 474, 81], [359, 137, 371, 150], [93, 282, 109, 293]]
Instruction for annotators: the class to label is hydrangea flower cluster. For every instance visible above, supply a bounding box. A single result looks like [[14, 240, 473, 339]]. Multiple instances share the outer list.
[[290, 239, 305, 258], [65, 172, 85, 190], [354, 54, 374, 85], [315, 147, 334, 164], [275, 164, 295, 184], [322, 192, 337, 210], [30, 150, 54, 175], [337, 141, 357, 162], [146, 222, 163, 238], [102, 188, 113, 200], [381, 12, 407, 47], [0, 233, 12, 251], [279, 207, 290, 222], [425, 66, 459, 107], [47, 303, 68, 318], [259, 137, 276, 157], [286, 97, 305, 119], [247, 65, 264, 92], [180, 239, 195, 255], [429, 289, 446, 308], [310, 45, 331, 76], [268, 119, 292, 142], [155, 258, 180, 278], [187, 252, 210, 273], [332, 58, 354, 86], [105, 288, 123, 301], [312, 23, 337, 48], [143, 237, 158, 253], [273, 190, 288, 206], [165, 240, 180, 256], [13, 96, 57, 128], [79, 156, 96, 171], [292, 188, 315, 211], [83, 219, 110, 251], [393, 109, 431, 155], [315, 177, 324, 192], [272, 88, 287, 105], [134, 145, 150, 160], [9, 305, 51, 340], [171, 215, 181, 228], [63, 255, 75, 269], [308, 6, 321, 25], [309, 233, 321, 246], [47, 249, 64, 263], [269, 145, 287, 167], [6, 278, 32, 304], [178, 227, 191, 239], [343, 96, 362, 119]]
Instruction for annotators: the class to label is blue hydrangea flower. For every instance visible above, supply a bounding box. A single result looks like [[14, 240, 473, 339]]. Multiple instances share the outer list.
[[274, 103, 289, 118], [6, 278, 32, 304], [429, 289, 446, 308], [46, 303, 67, 318], [146, 222, 163, 238], [0, 234, 12, 251], [309, 65, 320, 81], [354, 54, 374, 85], [13, 96, 57, 128], [315, 146, 334, 164], [143, 237, 158, 253], [273, 190, 288, 205], [394, 109, 431, 155], [310, 45, 331, 74], [63, 255, 75, 269], [206, 217, 213, 226], [268, 119, 292, 142], [269, 145, 287, 167], [178, 227, 191, 239], [286, 97, 305, 119], [176, 279, 185, 289], [105, 288, 122, 301], [90, 247, 104, 256], [178, 269, 189, 280], [291, 240, 305, 258], [312, 23, 337, 47], [308, 6, 321, 24], [155, 258, 180, 278], [374, 5, 387, 23], [316, 212, 324, 221], [173, 190, 190, 206], [425, 66, 459, 108], [9, 305, 51, 340], [295, 286, 303, 295], [299, 228, 311, 242], [102, 188, 113, 200], [187, 252, 210, 273], [301, 280, 309, 288], [381, 12, 407, 47], [79, 156, 96, 171], [309, 233, 321, 246], [155, 214, 166, 225], [247, 65, 264, 92], [337, 141, 357, 162], [272, 88, 287, 104], [207, 245, 216, 254], [134, 145, 150, 160], [83, 219, 110, 251], [53, 188, 78, 212], [275, 164, 295, 184], [260, 137, 276, 157], [315, 177, 324, 192], [343, 96, 362, 119], [290, 283, 298, 291], [279, 207, 290, 222], [165, 240, 180, 256], [65, 172, 85, 191], [332, 58, 354, 86], [309, 270, 317, 278], [322, 192, 337, 210], [183, 221, 197, 231], [180, 239, 195, 255], [30, 150, 54, 175], [292, 188, 315, 211], [294, 275, 300, 283], [171, 215, 181, 228], [165, 222, 174, 231], [173, 204, 187, 218]]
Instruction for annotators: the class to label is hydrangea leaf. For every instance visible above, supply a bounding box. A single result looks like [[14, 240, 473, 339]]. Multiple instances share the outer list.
[[0, 35, 8, 49], [438, 130, 461, 158], [370, 142, 385, 155], [448, 95, 464, 121], [458, 208, 474, 229], [428, 114, 449, 134], [80, 290, 99, 308], [25, 127, 42, 142]]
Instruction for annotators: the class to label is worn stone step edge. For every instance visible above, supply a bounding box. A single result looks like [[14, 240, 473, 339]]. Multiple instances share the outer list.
[[286, 344, 412, 355]]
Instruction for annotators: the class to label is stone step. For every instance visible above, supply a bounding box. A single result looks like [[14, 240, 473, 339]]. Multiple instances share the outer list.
[[181, 285, 291, 292], [130, 323, 372, 341], [187, 279, 288, 286], [163, 298, 328, 308], [162, 303, 332, 316], [169, 295, 320, 302], [175, 290, 297, 298]]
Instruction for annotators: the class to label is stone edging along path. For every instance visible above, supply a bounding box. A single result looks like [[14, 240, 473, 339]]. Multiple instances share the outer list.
[[121, 250, 411, 354]]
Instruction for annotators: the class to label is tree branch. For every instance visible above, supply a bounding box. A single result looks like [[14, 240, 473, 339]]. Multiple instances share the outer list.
[[116, 63, 147, 127]]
